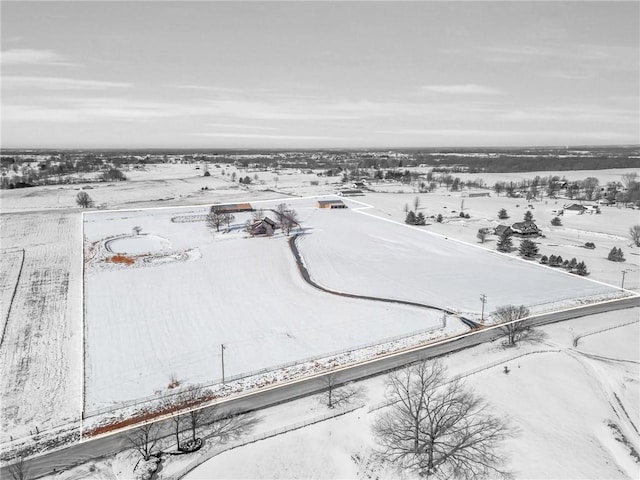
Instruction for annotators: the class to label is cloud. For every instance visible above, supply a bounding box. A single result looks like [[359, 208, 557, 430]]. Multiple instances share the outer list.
[[190, 132, 339, 141], [420, 84, 501, 95], [3, 97, 174, 123], [3, 76, 132, 90], [1, 48, 74, 66], [205, 123, 276, 131]]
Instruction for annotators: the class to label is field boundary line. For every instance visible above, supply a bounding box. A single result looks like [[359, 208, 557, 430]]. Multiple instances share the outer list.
[[573, 318, 640, 346], [0, 248, 25, 349], [367, 348, 561, 413]]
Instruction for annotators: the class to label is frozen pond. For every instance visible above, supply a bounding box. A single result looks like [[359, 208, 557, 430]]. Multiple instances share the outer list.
[[105, 235, 171, 255]]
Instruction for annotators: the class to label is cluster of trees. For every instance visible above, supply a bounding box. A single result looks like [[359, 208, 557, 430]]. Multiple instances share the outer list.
[[127, 391, 258, 464], [415, 149, 638, 172], [540, 255, 589, 275], [1, 154, 128, 189], [405, 210, 426, 225], [238, 175, 253, 185], [607, 247, 625, 262], [206, 208, 235, 232]]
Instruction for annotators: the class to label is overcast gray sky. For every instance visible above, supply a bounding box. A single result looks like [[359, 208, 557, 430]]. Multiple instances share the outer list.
[[1, 1, 638, 149]]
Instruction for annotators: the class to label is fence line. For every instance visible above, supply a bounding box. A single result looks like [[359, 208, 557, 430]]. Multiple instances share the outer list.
[[163, 403, 365, 479], [0, 248, 26, 348], [85, 321, 445, 418], [367, 348, 560, 414], [573, 319, 639, 346]]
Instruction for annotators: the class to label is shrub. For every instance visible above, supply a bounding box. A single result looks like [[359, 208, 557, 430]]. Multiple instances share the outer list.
[[551, 216, 562, 226], [540, 255, 548, 264], [436, 214, 443, 223], [584, 242, 596, 249], [109, 255, 134, 265]]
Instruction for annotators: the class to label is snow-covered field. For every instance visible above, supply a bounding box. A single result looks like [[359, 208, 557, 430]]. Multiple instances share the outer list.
[[82, 195, 627, 412], [1, 163, 638, 474]]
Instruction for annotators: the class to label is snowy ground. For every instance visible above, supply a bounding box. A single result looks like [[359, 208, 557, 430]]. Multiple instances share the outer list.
[[82, 195, 626, 412], [1, 163, 638, 470], [182, 308, 639, 480], [42, 307, 639, 480]]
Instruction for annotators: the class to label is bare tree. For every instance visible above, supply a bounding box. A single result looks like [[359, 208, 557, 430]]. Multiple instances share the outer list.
[[323, 374, 365, 409], [493, 305, 532, 347], [207, 207, 232, 232], [76, 190, 94, 208], [127, 422, 161, 461], [413, 196, 421, 212], [7, 456, 29, 480], [630, 225, 640, 247], [171, 414, 183, 451], [477, 228, 490, 243], [252, 208, 265, 222], [373, 360, 513, 479], [275, 203, 299, 236]]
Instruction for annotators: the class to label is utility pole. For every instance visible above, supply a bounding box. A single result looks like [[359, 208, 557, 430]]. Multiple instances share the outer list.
[[221, 343, 226, 384], [480, 294, 487, 322], [621, 270, 628, 290]]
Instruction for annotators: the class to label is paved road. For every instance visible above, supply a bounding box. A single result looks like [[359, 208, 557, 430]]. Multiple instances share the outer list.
[[3, 295, 638, 479]]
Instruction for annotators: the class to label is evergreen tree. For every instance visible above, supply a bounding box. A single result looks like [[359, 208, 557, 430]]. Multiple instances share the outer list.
[[415, 212, 426, 225], [575, 261, 589, 276], [524, 210, 533, 222], [498, 208, 509, 220], [518, 239, 538, 258], [405, 210, 417, 225], [540, 255, 548, 264], [497, 232, 513, 252], [436, 214, 443, 223], [568, 258, 578, 271]]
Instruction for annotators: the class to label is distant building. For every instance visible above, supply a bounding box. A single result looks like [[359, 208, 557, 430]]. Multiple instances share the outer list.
[[317, 199, 347, 209], [211, 202, 253, 213], [562, 203, 587, 215], [337, 189, 364, 196], [510, 220, 542, 236], [495, 220, 541, 237]]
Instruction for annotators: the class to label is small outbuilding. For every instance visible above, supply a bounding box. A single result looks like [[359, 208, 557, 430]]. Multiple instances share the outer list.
[[317, 199, 347, 209], [211, 202, 253, 213]]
